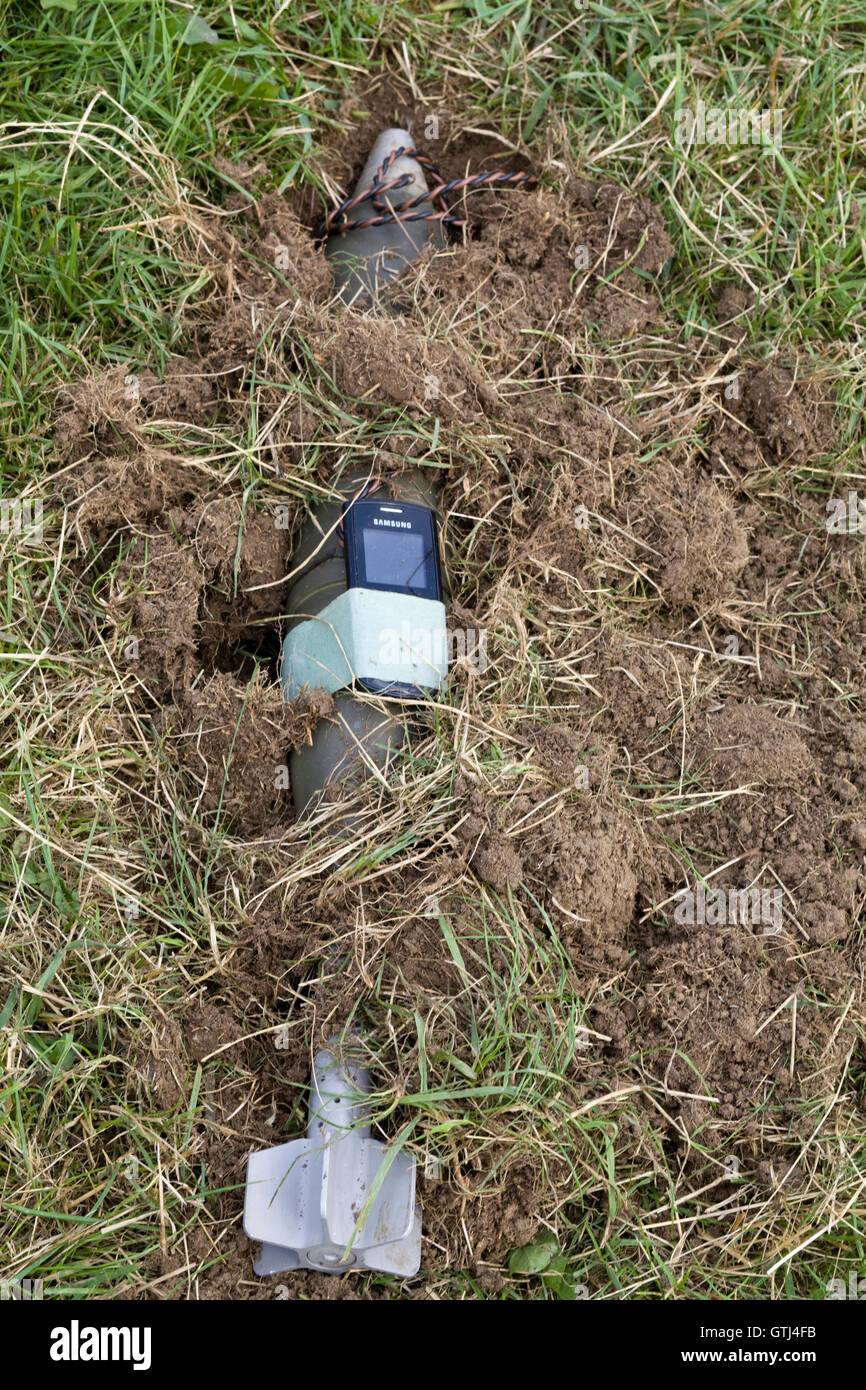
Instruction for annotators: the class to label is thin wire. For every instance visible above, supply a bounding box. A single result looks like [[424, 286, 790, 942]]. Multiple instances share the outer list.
[[335, 478, 383, 547], [317, 145, 536, 240]]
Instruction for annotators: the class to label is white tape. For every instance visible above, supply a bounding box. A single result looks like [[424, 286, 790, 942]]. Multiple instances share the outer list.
[[281, 587, 448, 701]]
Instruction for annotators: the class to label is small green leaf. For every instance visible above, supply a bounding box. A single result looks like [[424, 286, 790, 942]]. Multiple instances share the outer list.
[[40, 0, 79, 11], [180, 14, 220, 45], [508, 1237, 559, 1276], [209, 65, 283, 102], [542, 1256, 578, 1300]]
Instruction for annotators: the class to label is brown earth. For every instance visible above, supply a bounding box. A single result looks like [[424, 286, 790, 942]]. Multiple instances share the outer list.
[[171, 672, 334, 835], [56, 74, 864, 1297]]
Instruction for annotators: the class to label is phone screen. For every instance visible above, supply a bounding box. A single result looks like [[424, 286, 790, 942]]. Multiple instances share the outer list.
[[361, 525, 433, 595]]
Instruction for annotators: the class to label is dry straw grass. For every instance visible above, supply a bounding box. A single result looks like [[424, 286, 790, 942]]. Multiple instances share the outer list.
[[1, 2, 864, 1301]]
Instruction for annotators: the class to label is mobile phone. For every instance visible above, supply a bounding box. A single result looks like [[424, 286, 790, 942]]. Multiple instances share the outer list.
[[342, 498, 442, 602]]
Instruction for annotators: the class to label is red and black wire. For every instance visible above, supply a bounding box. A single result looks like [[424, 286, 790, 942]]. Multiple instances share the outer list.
[[317, 145, 536, 241]]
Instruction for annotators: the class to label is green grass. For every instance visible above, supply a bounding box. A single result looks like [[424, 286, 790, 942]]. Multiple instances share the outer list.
[[1, 0, 864, 1302]]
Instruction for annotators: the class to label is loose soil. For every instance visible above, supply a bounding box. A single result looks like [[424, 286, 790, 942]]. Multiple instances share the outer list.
[[57, 72, 864, 1297]]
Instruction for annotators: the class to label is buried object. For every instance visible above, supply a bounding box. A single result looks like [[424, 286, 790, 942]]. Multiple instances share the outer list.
[[245, 127, 531, 1280], [245, 134, 439, 1281], [282, 494, 446, 703], [282, 468, 445, 817], [323, 129, 446, 306], [322, 126, 536, 306], [286, 126, 534, 811], [244, 1045, 422, 1277]]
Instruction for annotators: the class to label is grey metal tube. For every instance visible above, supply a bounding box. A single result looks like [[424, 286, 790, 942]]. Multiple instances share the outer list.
[[325, 128, 445, 307]]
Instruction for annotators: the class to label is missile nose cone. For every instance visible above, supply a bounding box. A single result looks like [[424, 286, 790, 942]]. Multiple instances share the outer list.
[[325, 128, 445, 307]]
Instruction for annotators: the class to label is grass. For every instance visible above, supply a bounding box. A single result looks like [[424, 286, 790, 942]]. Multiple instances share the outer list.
[[1, 0, 864, 1302]]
